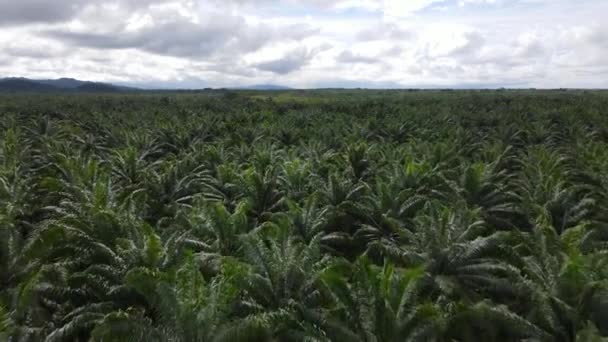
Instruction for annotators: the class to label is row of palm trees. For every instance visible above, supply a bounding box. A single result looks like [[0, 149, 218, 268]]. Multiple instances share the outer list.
[[1, 91, 608, 341]]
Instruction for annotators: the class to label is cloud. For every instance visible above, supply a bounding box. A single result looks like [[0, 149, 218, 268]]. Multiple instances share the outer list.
[[218, 0, 379, 10], [458, 0, 497, 5], [0, 0, 177, 27], [384, 46, 405, 57], [1, 0, 607, 88], [0, 0, 87, 26], [449, 31, 485, 57], [356, 23, 414, 41], [586, 26, 608, 48], [254, 47, 318, 74], [514, 34, 545, 59], [44, 15, 318, 59], [4, 44, 64, 59], [336, 50, 377, 64], [383, 0, 446, 17]]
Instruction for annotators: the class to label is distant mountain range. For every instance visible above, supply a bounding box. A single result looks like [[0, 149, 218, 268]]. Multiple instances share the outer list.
[[0, 77, 138, 92], [0, 77, 293, 92]]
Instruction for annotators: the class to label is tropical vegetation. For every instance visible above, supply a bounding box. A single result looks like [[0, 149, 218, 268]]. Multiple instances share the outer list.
[[1, 89, 608, 341]]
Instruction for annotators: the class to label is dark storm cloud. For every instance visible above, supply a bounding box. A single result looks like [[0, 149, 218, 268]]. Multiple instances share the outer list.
[[44, 16, 318, 58], [254, 47, 317, 74], [336, 50, 377, 64]]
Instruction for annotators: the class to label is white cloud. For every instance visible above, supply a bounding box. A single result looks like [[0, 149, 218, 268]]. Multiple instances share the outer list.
[[336, 50, 378, 64], [458, 0, 497, 6], [0, 0, 606, 88], [383, 0, 445, 18]]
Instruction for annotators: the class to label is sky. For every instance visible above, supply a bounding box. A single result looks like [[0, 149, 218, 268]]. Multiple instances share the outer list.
[[0, 0, 607, 89]]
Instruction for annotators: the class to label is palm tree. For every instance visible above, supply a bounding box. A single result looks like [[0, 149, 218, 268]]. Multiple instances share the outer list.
[[144, 158, 214, 225], [320, 255, 434, 341], [240, 165, 286, 222], [267, 197, 329, 244], [447, 160, 529, 230], [357, 181, 426, 237], [170, 200, 253, 276], [514, 146, 596, 234], [0, 303, 13, 341], [369, 203, 521, 304], [515, 223, 608, 341], [279, 158, 315, 202], [345, 141, 372, 180], [111, 145, 157, 194], [313, 173, 368, 257], [4, 152, 200, 340], [88, 254, 261, 342], [230, 225, 336, 340], [27, 218, 198, 342]]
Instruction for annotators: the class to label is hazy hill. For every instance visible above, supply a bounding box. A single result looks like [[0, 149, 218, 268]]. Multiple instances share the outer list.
[[36, 78, 88, 89], [0, 77, 294, 92], [0, 77, 136, 92], [0, 78, 60, 92]]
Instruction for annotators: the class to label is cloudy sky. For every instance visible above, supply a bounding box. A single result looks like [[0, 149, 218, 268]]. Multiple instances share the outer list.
[[0, 0, 607, 88]]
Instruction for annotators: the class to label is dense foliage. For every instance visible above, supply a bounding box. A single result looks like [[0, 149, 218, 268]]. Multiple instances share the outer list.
[[1, 90, 608, 341]]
